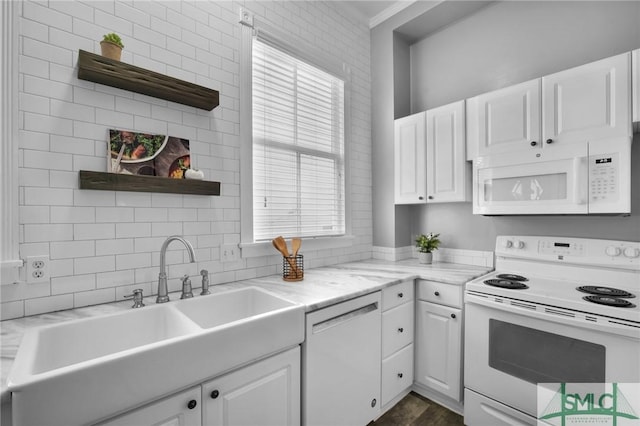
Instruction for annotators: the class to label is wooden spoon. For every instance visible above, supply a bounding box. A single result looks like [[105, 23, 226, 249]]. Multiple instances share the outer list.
[[272, 236, 299, 277], [291, 237, 301, 257]]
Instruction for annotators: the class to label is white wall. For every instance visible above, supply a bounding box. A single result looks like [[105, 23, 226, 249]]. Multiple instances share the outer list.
[[2, 0, 372, 320], [371, 1, 640, 251], [407, 1, 640, 250]]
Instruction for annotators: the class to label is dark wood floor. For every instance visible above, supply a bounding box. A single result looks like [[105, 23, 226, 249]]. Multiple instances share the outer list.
[[369, 392, 464, 426]]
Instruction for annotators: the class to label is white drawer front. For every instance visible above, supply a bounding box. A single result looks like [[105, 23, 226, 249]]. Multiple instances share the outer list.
[[417, 279, 461, 308], [382, 302, 414, 358], [382, 280, 414, 311], [381, 343, 414, 407]]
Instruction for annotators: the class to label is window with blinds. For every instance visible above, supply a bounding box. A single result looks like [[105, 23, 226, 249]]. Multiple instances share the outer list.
[[252, 38, 345, 241]]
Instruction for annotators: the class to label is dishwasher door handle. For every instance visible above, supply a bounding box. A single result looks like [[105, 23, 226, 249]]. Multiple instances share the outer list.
[[312, 302, 378, 334]]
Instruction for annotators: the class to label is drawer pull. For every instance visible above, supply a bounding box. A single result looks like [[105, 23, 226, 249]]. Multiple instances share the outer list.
[[211, 390, 220, 399], [434, 291, 440, 296], [451, 313, 456, 319], [397, 373, 403, 378], [187, 399, 197, 410], [398, 327, 404, 333], [398, 292, 404, 298]]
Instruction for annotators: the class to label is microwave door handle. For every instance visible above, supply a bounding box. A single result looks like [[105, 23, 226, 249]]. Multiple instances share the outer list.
[[573, 157, 588, 205]]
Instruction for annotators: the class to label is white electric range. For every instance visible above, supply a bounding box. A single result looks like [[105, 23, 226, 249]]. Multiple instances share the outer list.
[[463, 236, 640, 426]]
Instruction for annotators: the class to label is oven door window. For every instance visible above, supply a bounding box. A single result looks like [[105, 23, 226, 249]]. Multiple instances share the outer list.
[[489, 319, 605, 384]]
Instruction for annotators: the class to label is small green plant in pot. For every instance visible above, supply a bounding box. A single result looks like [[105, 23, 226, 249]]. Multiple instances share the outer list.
[[100, 33, 124, 61], [415, 233, 440, 264]]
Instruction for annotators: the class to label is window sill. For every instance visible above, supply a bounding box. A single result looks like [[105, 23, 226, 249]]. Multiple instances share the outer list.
[[240, 235, 356, 258]]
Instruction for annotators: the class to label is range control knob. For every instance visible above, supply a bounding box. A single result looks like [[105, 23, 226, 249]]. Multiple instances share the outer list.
[[515, 240, 525, 249], [504, 240, 513, 249], [623, 247, 640, 258], [605, 246, 621, 257]]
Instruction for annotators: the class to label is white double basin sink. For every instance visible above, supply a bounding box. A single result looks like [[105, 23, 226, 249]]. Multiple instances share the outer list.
[[7, 286, 305, 426]]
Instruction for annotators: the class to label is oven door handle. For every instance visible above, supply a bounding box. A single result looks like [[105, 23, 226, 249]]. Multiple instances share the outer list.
[[465, 291, 640, 339]]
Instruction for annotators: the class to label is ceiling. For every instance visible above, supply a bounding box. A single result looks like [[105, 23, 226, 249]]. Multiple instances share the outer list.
[[337, 1, 404, 26]]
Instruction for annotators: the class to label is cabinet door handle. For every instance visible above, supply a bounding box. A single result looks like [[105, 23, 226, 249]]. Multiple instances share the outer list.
[[418, 196, 424, 200], [211, 390, 220, 399], [546, 138, 553, 144], [187, 399, 198, 410], [451, 313, 456, 319], [398, 327, 404, 333], [434, 291, 440, 296], [397, 373, 403, 378], [428, 195, 434, 200], [397, 292, 404, 298], [530, 141, 537, 146]]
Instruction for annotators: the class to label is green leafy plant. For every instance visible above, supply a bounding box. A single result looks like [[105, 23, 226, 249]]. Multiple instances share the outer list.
[[102, 33, 124, 49], [415, 233, 440, 253]]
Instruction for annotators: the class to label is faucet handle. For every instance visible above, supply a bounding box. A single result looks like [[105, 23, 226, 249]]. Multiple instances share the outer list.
[[180, 274, 193, 299], [124, 289, 145, 308], [200, 269, 211, 295]]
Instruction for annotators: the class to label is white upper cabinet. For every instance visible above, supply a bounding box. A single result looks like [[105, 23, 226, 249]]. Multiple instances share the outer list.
[[426, 100, 470, 203], [394, 112, 427, 204], [467, 52, 632, 160], [633, 49, 639, 131], [542, 52, 631, 145], [467, 79, 541, 158]]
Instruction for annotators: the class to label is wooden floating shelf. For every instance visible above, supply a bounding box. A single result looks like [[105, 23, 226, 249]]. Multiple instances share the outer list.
[[79, 170, 220, 196], [77, 50, 219, 111]]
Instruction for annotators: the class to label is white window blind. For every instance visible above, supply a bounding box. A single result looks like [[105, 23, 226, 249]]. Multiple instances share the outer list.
[[252, 38, 345, 241]]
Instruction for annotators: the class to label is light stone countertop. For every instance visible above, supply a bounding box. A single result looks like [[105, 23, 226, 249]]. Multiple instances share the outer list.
[[0, 258, 492, 406]]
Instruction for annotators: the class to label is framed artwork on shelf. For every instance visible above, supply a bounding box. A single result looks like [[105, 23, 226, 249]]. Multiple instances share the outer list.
[[108, 129, 191, 179]]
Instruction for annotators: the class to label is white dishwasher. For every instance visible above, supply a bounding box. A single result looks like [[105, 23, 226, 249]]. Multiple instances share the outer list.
[[303, 291, 382, 426]]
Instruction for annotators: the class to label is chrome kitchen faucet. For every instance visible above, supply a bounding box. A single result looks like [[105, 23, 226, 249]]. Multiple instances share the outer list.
[[156, 236, 196, 303]]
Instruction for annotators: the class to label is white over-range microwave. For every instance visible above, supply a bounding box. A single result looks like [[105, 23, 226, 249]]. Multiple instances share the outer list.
[[473, 137, 632, 215]]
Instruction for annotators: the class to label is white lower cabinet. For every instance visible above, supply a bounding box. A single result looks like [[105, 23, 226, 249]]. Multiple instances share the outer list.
[[415, 301, 462, 401], [414, 279, 464, 407], [202, 347, 300, 426], [96, 386, 202, 426], [380, 281, 414, 409], [97, 347, 300, 426]]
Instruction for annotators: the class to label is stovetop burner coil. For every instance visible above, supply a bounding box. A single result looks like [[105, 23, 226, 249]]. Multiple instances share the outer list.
[[496, 273, 528, 282], [583, 295, 636, 308], [484, 279, 529, 289], [577, 286, 635, 298]]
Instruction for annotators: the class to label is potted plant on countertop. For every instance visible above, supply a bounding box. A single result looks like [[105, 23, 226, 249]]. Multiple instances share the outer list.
[[100, 33, 124, 61], [415, 232, 440, 264]]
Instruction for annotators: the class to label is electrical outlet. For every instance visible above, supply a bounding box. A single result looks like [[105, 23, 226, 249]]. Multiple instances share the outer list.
[[221, 244, 240, 262], [26, 255, 49, 283]]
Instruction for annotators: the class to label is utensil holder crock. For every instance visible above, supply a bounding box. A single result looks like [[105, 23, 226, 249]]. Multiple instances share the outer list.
[[282, 255, 304, 281]]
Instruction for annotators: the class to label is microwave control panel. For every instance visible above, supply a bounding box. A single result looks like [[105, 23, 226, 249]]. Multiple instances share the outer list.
[[589, 152, 618, 203]]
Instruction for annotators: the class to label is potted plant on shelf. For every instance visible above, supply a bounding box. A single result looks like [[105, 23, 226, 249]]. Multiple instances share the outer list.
[[100, 33, 124, 61], [415, 233, 440, 264]]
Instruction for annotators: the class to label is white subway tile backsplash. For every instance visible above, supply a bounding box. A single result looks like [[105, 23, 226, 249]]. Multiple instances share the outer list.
[[50, 206, 95, 223], [24, 187, 73, 206], [97, 269, 135, 289], [51, 240, 95, 259], [19, 167, 50, 187], [74, 223, 115, 240], [74, 190, 116, 207], [96, 239, 134, 256], [96, 207, 134, 223], [116, 222, 152, 239], [116, 252, 151, 271], [11, 0, 372, 319], [23, 1, 73, 32], [51, 274, 96, 295], [25, 294, 74, 316], [74, 255, 115, 275], [74, 288, 116, 308]]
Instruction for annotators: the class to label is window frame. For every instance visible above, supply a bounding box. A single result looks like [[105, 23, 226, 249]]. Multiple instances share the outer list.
[[239, 13, 354, 257]]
